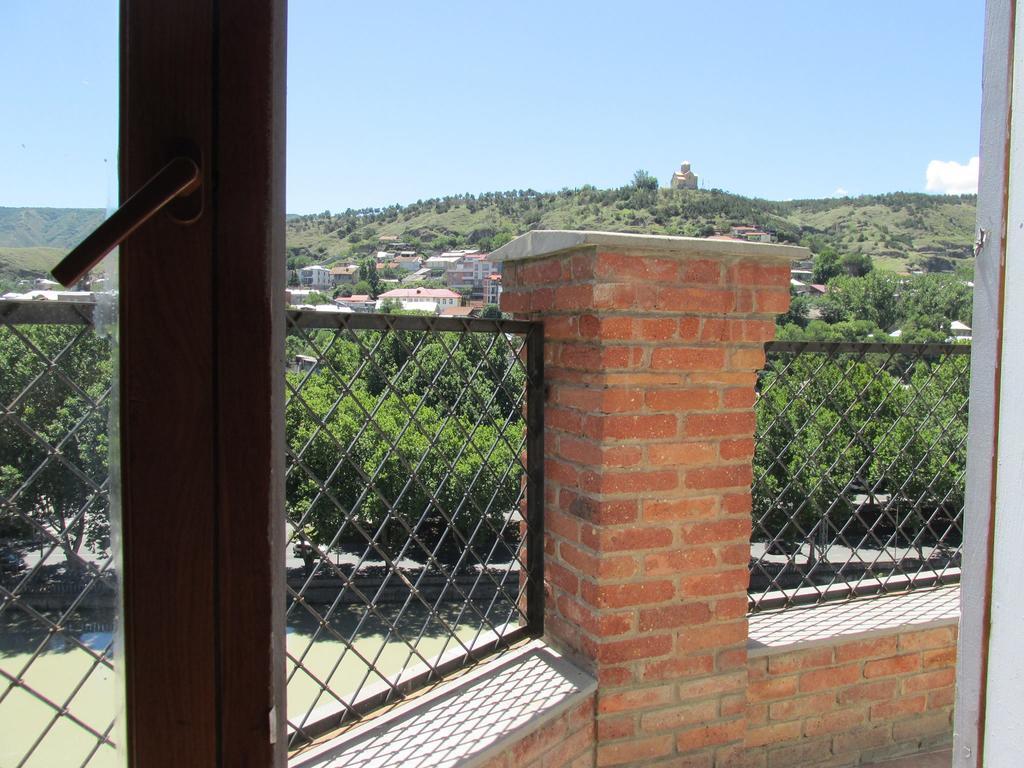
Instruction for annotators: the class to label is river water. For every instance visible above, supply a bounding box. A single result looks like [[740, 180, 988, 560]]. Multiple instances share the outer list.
[[1, 601, 517, 766]]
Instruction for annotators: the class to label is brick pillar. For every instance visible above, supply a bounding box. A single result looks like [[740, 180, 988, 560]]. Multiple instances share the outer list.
[[492, 231, 804, 768]]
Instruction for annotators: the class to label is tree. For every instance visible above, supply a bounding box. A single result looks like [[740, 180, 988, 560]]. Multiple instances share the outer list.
[[777, 288, 810, 328], [818, 272, 901, 330], [481, 304, 503, 319], [778, 319, 885, 342], [489, 231, 515, 250], [630, 169, 658, 209], [284, 327, 526, 563], [841, 252, 873, 277], [307, 291, 331, 306], [287, 254, 314, 272], [632, 169, 659, 191], [812, 246, 842, 284], [358, 258, 381, 295], [0, 325, 112, 568], [899, 274, 973, 329], [753, 351, 965, 557], [810, 271, 972, 340], [954, 261, 975, 282]]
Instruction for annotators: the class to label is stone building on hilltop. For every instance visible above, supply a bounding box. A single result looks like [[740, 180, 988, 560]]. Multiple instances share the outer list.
[[670, 160, 698, 189]]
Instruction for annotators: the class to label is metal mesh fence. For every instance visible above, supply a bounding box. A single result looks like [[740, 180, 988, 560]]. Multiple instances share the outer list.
[[749, 341, 969, 612], [0, 302, 545, 757], [1, 302, 973, 750], [283, 310, 543, 747], [0, 300, 119, 768]]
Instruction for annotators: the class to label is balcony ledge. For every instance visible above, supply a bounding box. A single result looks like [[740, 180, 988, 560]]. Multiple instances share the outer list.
[[748, 584, 960, 655], [289, 640, 595, 768]]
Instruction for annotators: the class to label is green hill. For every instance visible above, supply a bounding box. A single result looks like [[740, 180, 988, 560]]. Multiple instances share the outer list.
[[0, 207, 105, 287], [0, 246, 70, 278], [285, 187, 977, 275], [0, 188, 977, 287], [770, 193, 976, 272], [0, 207, 104, 249]]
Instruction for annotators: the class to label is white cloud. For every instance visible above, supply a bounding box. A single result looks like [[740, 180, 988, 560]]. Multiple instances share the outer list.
[[832, 187, 849, 197], [925, 156, 979, 194]]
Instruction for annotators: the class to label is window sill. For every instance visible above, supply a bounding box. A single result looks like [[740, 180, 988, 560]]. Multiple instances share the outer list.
[[748, 584, 960, 656], [289, 640, 596, 768]]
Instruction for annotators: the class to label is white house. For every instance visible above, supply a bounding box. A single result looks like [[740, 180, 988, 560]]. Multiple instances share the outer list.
[[298, 265, 331, 289], [387, 299, 439, 313], [311, 303, 352, 313], [376, 287, 461, 312]]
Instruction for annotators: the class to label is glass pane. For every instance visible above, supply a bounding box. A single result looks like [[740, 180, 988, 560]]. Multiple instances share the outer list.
[[0, 3, 122, 766], [282, 315, 533, 747]]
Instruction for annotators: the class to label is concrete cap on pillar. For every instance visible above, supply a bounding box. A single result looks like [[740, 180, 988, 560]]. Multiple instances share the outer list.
[[488, 230, 809, 264]]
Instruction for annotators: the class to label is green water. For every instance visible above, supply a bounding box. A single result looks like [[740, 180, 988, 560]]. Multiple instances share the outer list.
[[1, 601, 516, 766]]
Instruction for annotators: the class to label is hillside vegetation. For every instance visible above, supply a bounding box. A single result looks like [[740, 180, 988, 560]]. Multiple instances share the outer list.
[[0, 207, 104, 287], [0, 207, 104, 249], [0, 247, 70, 278], [285, 185, 976, 275], [0, 186, 976, 287]]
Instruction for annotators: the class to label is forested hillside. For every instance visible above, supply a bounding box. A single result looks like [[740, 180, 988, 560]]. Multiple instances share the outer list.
[[0, 183, 976, 288], [285, 184, 976, 275]]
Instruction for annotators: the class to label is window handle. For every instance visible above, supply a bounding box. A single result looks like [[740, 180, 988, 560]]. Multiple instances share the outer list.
[[51, 156, 201, 287]]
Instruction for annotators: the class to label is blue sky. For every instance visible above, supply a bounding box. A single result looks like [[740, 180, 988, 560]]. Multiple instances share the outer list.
[[1, 1, 985, 213]]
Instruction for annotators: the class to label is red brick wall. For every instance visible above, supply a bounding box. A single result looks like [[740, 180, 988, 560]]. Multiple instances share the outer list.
[[483, 621, 955, 768], [479, 696, 596, 768], [492, 236, 956, 768], [500, 242, 790, 768], [745, 623, 957, 767], [326, 235, 959, 768]]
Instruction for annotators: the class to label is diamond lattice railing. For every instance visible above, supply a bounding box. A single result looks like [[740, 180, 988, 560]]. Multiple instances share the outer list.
[[283, 310, 543, 748], [0, 301, 545, 758], [749, 341, 970, 612], [0, 300, 119, 768]]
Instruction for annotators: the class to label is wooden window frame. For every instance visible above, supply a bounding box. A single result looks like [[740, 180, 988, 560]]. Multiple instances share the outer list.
[[118, 2, 286, 764]]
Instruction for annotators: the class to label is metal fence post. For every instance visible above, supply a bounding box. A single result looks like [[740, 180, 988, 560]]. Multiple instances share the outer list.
[[526, 319, 545, 636]]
